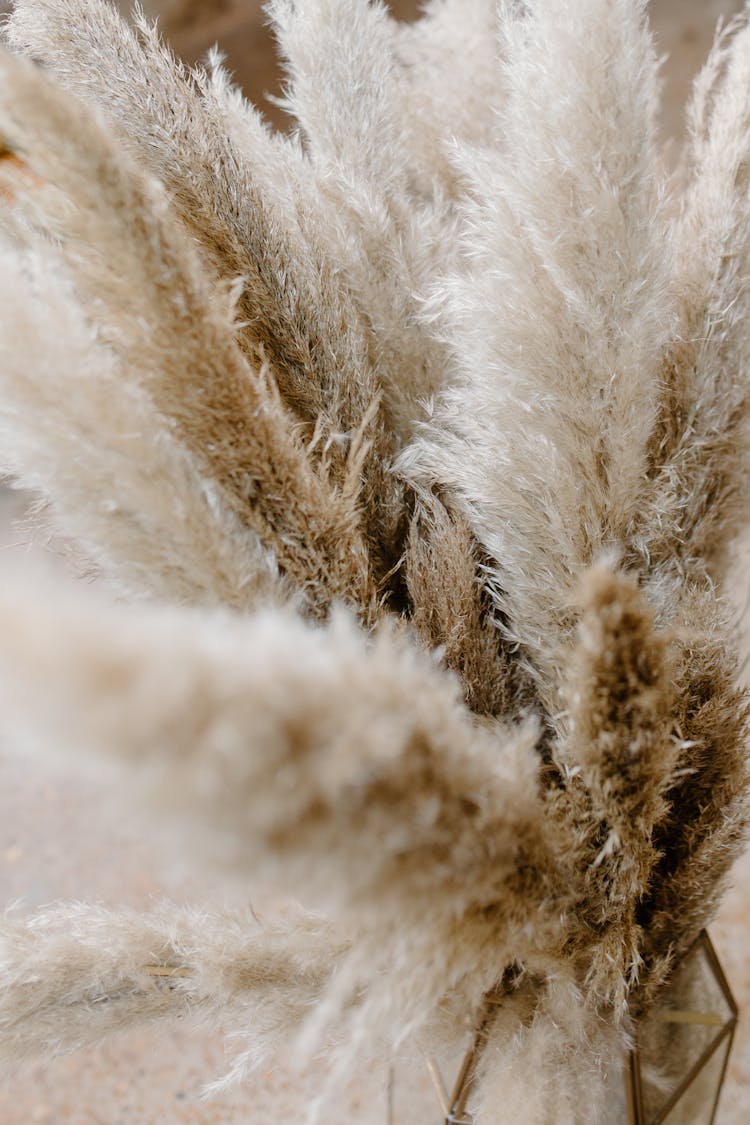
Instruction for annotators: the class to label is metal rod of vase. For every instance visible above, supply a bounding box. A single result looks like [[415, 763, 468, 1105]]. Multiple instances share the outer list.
[[424, 1055, 451, 1117], [386, 1064, 395, 1125], [447, 996, 500, 1122]]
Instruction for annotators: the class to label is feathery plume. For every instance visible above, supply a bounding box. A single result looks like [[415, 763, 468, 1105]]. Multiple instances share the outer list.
[[0, 903, 341, 1069], [631, 12, 750, 584], [0, 245, 281, 607], [0, 44, 376, 617], [393, 0, 506, 196], [0, 583, 545, 922], [402, 0, 674, 695], [5, 0, 408, 572]]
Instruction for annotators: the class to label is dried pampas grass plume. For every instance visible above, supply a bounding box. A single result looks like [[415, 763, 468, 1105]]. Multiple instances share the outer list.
[[0, 0, 748, 1121]]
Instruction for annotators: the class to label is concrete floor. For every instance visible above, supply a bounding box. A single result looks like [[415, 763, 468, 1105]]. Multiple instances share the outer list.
[[1, 2, 750, 1122]]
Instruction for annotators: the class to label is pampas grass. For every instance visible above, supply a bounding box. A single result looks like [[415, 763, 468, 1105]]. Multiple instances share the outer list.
[[0, 1, 748, 1121]]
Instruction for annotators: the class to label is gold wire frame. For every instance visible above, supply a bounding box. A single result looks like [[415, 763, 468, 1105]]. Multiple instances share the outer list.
[[625, 931, 738, 1125], [420, 931, 737, 1125], [422, 982, 509, 1124]]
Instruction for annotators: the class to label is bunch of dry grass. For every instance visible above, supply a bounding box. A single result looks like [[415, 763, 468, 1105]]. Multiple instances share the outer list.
[[0, 1, 748, 1121]]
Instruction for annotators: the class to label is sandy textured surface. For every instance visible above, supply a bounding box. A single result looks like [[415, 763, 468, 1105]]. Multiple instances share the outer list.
[[1, 2, 750, 1122]]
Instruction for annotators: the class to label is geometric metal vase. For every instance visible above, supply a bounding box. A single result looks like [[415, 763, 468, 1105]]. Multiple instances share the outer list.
[[421, 931, 737, 1125], [625, 932, 738, 1125]]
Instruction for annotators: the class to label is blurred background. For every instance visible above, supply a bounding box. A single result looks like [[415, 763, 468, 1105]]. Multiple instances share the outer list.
[[0, 2, 749, 1122]]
